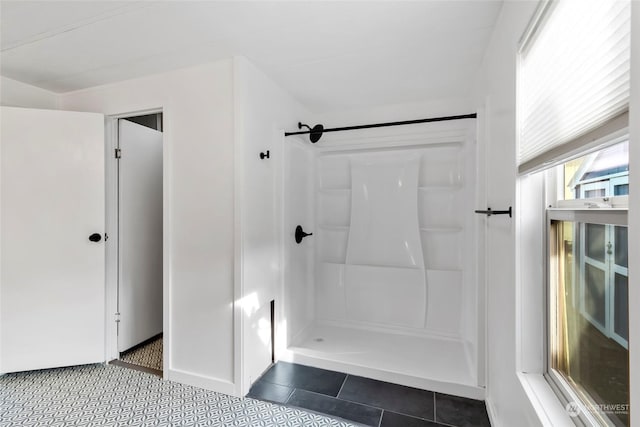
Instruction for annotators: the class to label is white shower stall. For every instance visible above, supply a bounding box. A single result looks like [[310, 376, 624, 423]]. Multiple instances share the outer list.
[[280, 118, 484, 399]]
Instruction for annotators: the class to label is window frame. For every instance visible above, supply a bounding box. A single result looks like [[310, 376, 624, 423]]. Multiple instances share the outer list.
[[545, 207, 628, 426], [578, 223, 629, 349], [551, 134, 629, 210]]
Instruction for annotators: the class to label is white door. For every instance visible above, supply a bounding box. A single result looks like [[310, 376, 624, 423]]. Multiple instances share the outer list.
[[0, 106, 105, 373], [118, 119, 163, 352]]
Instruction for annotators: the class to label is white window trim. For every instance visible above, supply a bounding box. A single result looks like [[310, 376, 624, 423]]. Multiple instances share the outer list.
[[554, 198, 628, 210], [518, 372, 578, 427], [576, 171, 628, 188], [546, 208, 628, 426]]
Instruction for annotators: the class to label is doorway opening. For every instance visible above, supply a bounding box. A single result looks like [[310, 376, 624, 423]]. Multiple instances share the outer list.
[[110, 112, 164, 376]]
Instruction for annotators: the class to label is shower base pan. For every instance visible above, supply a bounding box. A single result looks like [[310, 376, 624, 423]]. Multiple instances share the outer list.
[[281, 323, 484, 400]]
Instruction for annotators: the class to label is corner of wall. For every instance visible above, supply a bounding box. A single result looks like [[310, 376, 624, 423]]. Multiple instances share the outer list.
[[59, 59, 238, 395], [1, 76, 59, 110], [232, 55, 314, 397], [471, 1, 545, 426], [168, 368, 237, 396], [232, 54, 247, 397]]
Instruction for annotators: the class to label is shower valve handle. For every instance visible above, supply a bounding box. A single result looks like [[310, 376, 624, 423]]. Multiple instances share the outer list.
[[295, 225, 313, 244]]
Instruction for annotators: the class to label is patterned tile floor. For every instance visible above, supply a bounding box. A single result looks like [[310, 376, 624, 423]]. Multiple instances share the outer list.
[[0, 364, 357, 427], [120, 336, 163, 372]]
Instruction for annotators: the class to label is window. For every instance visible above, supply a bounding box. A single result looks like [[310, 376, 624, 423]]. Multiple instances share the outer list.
[[547, 143, 629, 426], [518, 0, 631, 424], [563, 142, 629, 201]]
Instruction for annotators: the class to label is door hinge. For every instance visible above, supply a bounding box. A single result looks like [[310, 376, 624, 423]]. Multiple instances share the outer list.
[[114, 148, 122, 159], [114, 312, 121, 323]]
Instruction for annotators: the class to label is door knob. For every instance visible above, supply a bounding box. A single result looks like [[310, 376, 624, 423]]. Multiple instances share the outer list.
[[295, 225, 313, 244], [88, 233, 102, 242]]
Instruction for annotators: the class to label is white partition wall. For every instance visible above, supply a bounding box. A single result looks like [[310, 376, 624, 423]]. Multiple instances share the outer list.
[[281, 119, 483, 399], [282, 137, 316, 347], [60, 61, 237, 395]]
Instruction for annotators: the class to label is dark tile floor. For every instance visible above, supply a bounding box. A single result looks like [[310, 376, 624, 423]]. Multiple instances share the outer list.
[[247, 362, 491, 427]]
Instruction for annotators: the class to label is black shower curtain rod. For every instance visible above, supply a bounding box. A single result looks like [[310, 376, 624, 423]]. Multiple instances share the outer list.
[[284, 113, 477, 143]]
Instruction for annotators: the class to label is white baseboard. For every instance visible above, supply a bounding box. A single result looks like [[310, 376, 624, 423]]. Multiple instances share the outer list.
[[168, 368, 237, 397]]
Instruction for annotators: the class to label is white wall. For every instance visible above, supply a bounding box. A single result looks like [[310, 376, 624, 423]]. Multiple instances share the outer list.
[[26, 54, 316, 397], [59, 61, 237, 395], [281, 137, 316, 348], [0, 76, 58, 109], [472, 2, 543, 426], [233, 57, 313, 394], [315, 97, 474, 129]]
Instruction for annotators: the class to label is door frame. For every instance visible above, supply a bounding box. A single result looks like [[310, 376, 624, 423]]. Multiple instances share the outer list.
[[105, 108, 167, 377]]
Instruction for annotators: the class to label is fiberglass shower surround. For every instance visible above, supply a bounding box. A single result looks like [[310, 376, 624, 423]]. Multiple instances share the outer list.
[[282, 115, 482, 399]]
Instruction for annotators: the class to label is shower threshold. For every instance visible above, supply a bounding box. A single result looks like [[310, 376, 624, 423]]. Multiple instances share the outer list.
[[281, 323, 483, 400]]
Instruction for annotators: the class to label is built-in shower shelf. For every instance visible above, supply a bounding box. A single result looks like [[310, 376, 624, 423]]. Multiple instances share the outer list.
[[319, 186, 463, 192], [320, 262, 424, 270], [315, 266, 463, 275], [426, 267, 463, 273], [319, 225, 462, 232], [319, 261, 346, 266], [318, 188, 351, 193], [419, 227, 462, 233], [418, 185, 463, 191], [318, 224, 350, 231]]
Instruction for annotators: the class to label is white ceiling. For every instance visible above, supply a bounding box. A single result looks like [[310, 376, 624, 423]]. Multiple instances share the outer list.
[[0, 1, 503, 112]]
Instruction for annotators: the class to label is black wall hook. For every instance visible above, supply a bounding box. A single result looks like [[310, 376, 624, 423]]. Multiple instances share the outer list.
[[295, 225, 313, 244], [260, 150, 270, 160]]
